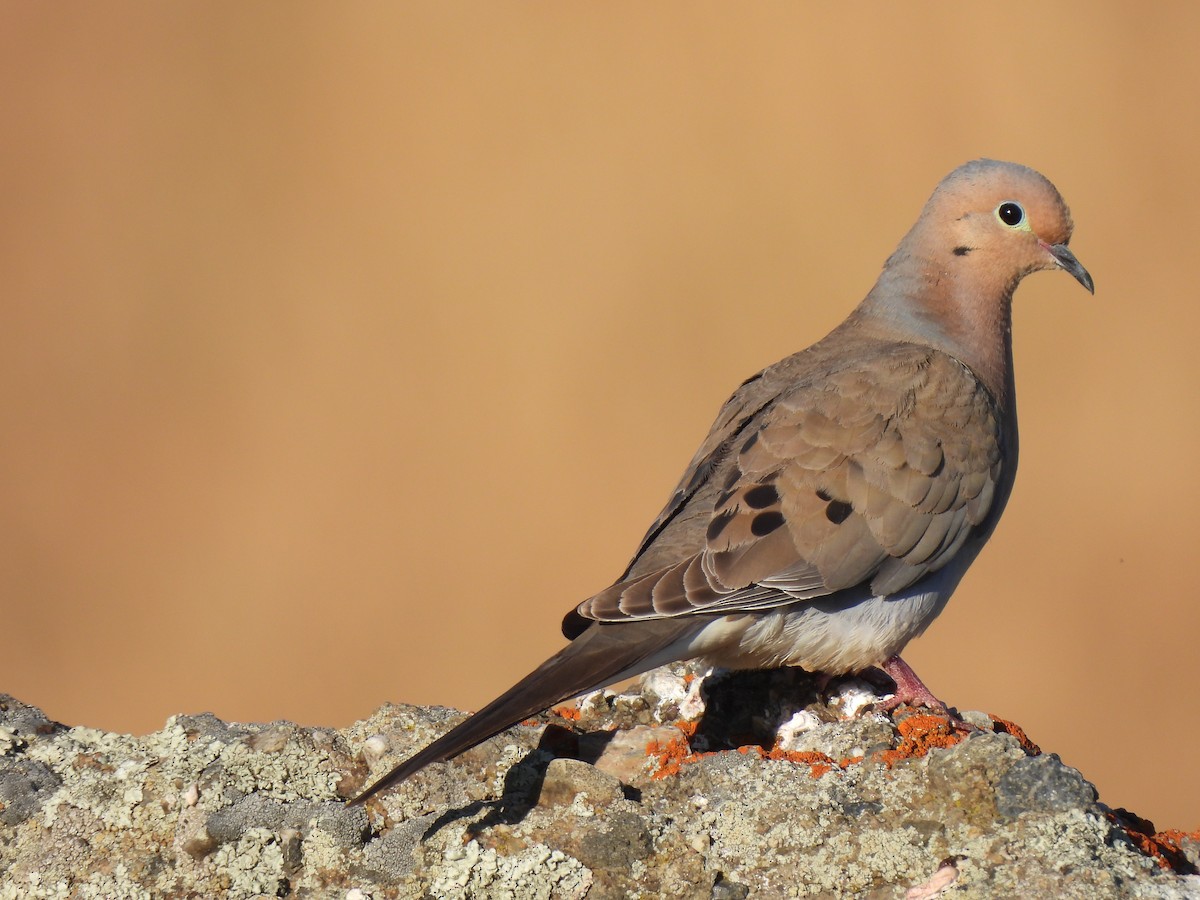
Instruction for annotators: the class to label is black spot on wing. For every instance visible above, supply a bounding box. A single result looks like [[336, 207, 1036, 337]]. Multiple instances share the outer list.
[[743, 483, 779, 509], [707, 511, 736, 541], [620, 391, 781, 581], [750, 511, 785, 536], [824, 499, 852, 524]]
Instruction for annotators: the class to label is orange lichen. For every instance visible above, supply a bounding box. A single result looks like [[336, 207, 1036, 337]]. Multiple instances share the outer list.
[[520, 705, 584, 727], [1153, 830, 1200, 874], [646, 733, 714, 779], [1158, 829, 1200, 848], [648, 730, 845, 781], [1108, 810, 1200, 874], [550, 704, 583, 722], [646, 711, 986, 781], [878, 713, 965, 767], [987, 714, 1041, 755], [761, 746, 838, 779]]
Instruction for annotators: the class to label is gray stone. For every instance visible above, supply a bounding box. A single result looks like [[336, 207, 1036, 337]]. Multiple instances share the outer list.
[[0, 666, 1196, 899], [996, 752, 1098, 820], [0, 757, 59, 826]]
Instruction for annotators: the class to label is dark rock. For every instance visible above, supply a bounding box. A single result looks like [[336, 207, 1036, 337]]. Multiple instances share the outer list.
[[0, 757, 60, 826], [996, 752, 1098, 820]]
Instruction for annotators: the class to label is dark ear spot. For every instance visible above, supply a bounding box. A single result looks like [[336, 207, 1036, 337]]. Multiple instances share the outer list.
[[953, 246, 973, 256]]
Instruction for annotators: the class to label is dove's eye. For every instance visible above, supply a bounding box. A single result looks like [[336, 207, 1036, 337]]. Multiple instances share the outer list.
[[997, 202, 1025, 227]]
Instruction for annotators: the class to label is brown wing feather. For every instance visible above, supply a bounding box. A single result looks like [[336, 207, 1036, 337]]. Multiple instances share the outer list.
[[575, 342, 1004, 623]]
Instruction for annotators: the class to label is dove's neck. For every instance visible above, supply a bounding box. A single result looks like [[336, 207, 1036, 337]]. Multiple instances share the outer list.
[[849, 246, 1017, 412]]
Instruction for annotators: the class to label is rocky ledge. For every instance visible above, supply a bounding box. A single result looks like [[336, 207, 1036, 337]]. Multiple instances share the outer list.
[[1, 665, 1197, 898]]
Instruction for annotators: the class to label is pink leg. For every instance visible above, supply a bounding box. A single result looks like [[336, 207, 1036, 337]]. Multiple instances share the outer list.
[[875, 655, 949, 715]]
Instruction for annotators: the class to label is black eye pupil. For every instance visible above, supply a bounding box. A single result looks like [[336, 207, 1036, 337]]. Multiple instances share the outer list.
[[999, 202, 1024, 226]]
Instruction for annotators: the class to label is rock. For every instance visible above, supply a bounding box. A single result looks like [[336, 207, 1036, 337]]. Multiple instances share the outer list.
[[995, 752, 1098, 819], [535, 758, 626, 809], [586, 724, 681, 784], [1, 668, 1197, 898]]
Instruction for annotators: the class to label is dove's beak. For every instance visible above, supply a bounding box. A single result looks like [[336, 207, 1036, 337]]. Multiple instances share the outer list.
[[1043, 242, 1094, 294]]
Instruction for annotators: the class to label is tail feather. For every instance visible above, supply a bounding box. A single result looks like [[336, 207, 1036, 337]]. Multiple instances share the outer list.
[[349, 618, 706, 805]]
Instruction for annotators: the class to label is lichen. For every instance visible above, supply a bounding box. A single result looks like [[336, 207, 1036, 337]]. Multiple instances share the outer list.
[[1, 669, 1195, 898]]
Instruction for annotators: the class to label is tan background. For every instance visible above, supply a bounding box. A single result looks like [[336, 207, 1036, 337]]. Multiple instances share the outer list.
[[1, 4, 1196, 828]]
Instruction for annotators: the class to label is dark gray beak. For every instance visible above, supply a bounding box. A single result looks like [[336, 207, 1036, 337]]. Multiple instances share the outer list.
[[1047, 243, 1094, 294]]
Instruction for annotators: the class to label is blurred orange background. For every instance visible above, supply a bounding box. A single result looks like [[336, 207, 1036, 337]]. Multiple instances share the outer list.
[[1, 5, 1196, 828]]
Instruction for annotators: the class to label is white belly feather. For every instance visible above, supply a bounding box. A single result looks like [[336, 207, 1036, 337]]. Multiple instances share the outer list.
[[684, 562, 964, 675]]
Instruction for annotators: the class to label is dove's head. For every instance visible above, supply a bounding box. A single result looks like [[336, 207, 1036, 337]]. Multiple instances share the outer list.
[[921, 158, 1094, 296], [857, 159, 1091, 405]]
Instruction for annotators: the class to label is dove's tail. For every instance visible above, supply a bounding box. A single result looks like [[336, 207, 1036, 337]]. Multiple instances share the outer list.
[[348, 617, 708, 805]]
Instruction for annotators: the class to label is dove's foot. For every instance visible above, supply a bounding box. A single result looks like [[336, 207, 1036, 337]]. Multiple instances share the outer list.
[[872, 655, 974, 733]]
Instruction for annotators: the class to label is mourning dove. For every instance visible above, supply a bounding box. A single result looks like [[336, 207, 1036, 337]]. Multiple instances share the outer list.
[[351, 159, 1093, 804]]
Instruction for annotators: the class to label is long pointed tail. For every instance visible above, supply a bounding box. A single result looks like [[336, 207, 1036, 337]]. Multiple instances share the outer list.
[[349, 618, 702, 805]]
